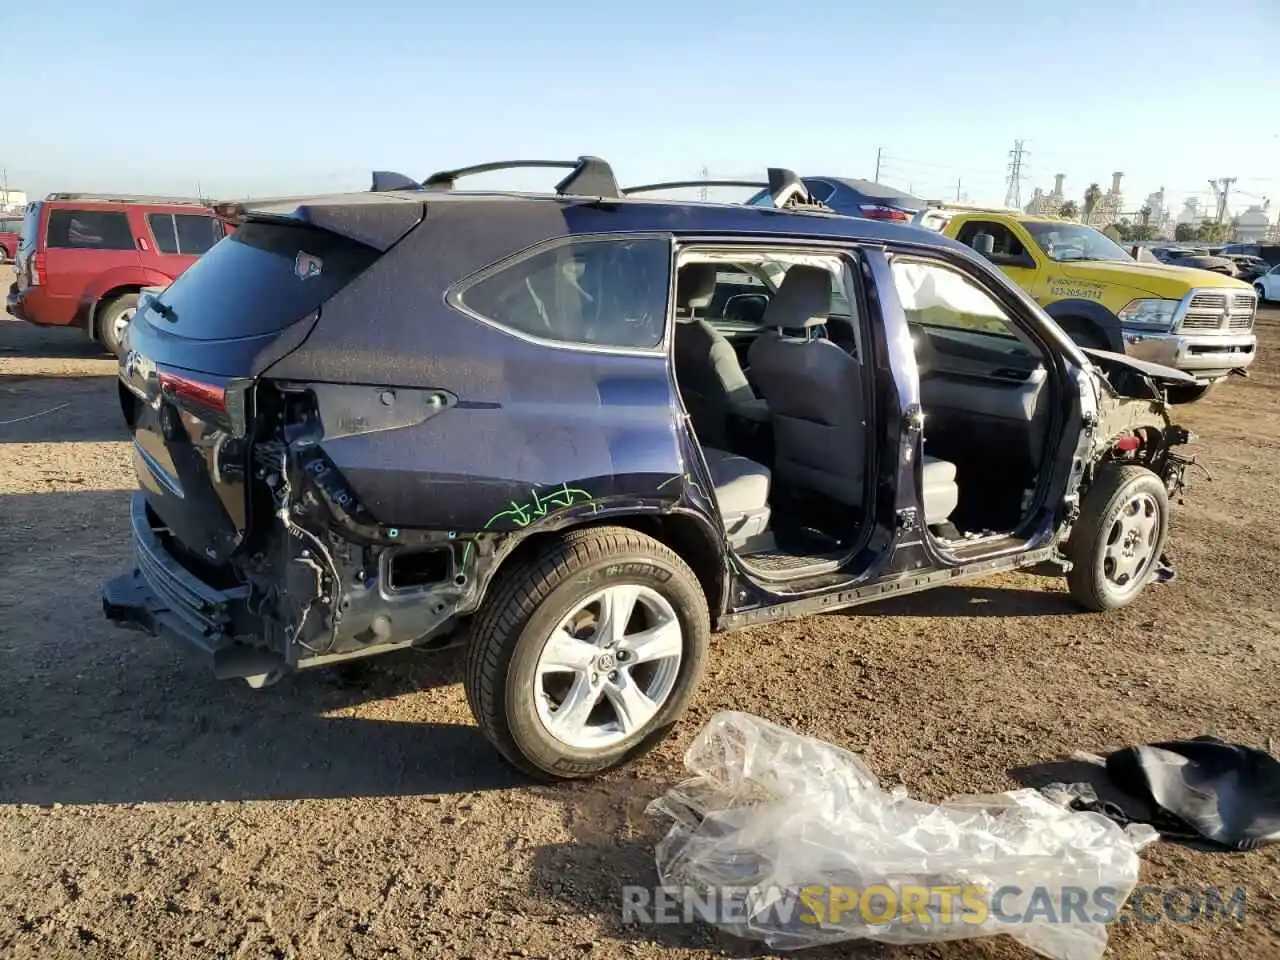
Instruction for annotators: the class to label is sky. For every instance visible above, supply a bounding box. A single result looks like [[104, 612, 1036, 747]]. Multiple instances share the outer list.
[[3, 0, 1277, 217]]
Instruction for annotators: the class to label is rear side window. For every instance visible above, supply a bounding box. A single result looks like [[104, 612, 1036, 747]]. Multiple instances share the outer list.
[[137, 220, 379, 341], [457, 237, 670, 349], [176, 214, 223, 254], [148, 214, 178, 253], [46, 210, 135, 250], [148, 213, 223, 255]]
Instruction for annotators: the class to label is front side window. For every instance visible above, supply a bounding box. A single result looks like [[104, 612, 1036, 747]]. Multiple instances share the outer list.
[[1023, 222, 1133, 263], [955, 220, 1030, 262], [46, 210, 135, 250], [458, 237, 670, 349]]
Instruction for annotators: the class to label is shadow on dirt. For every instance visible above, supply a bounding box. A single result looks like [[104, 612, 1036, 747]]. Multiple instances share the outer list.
[[0, 373, 126, 442], [0, 318, 111, 360], [858, 583, 1080, 619], [1, 640, 523, 805], [1, 490, 521, 805], [528, 779, 901, 958]]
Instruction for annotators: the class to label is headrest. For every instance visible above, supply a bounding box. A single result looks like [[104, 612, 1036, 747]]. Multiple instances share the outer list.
[[762, 265, 831, 331], [676, 264, 717, 310]]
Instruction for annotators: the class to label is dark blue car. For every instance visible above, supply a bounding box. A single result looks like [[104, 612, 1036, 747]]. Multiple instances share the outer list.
[[103, 158, 1195, 780], [747, 175, 925, 223]]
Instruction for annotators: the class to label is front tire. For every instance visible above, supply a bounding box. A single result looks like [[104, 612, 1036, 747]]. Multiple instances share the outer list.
[[1256, 283, 1270, 304], [1066, 465, 1170, 612], [465, 526, 710, 780], [97, 293, 139, 358], [1165, 382, 1214, 405]]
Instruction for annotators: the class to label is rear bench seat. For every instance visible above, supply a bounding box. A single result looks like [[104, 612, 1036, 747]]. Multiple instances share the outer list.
[[701, 448, 772, 549]]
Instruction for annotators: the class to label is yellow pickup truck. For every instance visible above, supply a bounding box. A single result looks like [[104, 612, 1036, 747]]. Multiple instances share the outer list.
[[918, 208, 1258, 402]]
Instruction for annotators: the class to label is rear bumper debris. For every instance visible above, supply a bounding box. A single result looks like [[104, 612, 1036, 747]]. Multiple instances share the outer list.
[[102, 492, 283, 681]]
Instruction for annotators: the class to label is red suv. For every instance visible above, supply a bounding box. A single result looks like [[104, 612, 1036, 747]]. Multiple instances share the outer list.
[[7, 194, 228, 354], [0, 214, 20, 263]]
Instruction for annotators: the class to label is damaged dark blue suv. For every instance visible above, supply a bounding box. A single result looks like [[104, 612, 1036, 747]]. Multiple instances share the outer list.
[[103, 158, 1196, 779]]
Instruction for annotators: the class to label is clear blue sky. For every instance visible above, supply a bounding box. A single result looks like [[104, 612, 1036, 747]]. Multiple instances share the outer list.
[[4, 0, 1277, 215]]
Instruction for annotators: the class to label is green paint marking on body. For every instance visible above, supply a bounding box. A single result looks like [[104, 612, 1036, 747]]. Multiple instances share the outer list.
[[455, 483, 602, 570]]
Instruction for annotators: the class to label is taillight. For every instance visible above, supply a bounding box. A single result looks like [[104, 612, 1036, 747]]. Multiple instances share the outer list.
[[158, 372, 227, 414], [859, 204, 910, 222], [31, 251, 46, 285]]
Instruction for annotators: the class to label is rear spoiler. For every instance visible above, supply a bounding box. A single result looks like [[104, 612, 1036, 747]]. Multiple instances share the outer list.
[[209, 193, 426, 251]]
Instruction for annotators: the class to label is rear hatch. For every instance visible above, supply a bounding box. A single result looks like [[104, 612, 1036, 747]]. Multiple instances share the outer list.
[[119, 207, 409, 564]]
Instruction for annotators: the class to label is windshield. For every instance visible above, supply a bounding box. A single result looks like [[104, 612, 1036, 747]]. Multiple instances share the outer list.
[[1023, 222, 1133, 263]]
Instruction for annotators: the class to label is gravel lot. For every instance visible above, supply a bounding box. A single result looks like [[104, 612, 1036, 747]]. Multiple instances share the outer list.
[[3, 262, 1280, 960]]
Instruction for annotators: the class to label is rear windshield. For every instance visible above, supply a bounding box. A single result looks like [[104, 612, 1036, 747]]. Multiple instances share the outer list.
[[136, 220, 379, 341]]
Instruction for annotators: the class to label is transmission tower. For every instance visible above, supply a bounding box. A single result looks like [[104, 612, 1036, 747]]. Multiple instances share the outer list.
[[698, 166, 710, 202], [1207, 177, 1237, 223], [1004, 140, 1028, 210]]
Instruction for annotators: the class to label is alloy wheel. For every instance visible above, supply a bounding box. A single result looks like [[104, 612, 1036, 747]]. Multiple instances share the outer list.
[[533, 584, 683, 749]]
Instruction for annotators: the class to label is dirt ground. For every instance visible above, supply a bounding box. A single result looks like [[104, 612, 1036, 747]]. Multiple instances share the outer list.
[[3, 263, 1280, 960]]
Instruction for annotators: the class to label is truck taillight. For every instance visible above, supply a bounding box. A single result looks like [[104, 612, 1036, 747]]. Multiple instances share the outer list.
[[31, 251, 46, 285]]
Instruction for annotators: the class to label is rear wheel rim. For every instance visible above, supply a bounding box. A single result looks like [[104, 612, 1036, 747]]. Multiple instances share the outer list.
[[1102, 492, 1160, 593], [111, 307, 135, 345], [533, 583, 683, 750]]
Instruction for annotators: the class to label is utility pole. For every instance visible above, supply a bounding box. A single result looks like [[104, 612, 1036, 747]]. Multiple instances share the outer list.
[[698, 166, 709, 202], [1004, 140, 1027, 210], [874, 148, 882, 183], [955, 178, 962, 203]]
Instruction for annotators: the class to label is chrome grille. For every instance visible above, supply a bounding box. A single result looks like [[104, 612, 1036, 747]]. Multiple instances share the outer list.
[[1178, 290, 1256, 333]]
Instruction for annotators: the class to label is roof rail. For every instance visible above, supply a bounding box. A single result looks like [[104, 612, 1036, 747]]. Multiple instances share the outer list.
[[44, 192, 209, 206], [623, 178, 767, 195], [421, 156, 621, 198], [621, 168, 829, 212]]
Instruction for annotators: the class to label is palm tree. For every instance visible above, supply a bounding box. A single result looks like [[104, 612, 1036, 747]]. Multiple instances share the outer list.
[[1083, 183, 1103, 220], [1058, 200, 1080, 219]]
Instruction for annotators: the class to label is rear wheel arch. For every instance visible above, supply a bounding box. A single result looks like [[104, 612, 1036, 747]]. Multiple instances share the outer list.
[[471, 509, 728, 625], [91, 284, 144, 340]]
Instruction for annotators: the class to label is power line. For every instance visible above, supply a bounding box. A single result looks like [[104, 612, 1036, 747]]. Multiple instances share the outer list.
[[1004, 140, 1028, 209]]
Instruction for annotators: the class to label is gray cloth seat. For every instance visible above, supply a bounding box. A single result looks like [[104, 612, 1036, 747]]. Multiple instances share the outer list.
[[673, 265, 766, 450], [747, 265, 867, 508], [921, 455, 959, 526], [701, 447, 772, 549]]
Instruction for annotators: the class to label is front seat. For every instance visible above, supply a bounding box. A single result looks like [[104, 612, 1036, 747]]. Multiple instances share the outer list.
[[747, 265, 865, 507], [673, 265, 766, 449]]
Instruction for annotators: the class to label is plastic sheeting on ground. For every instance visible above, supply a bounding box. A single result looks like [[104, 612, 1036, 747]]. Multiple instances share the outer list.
[[649, 712, 1156, 960]]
